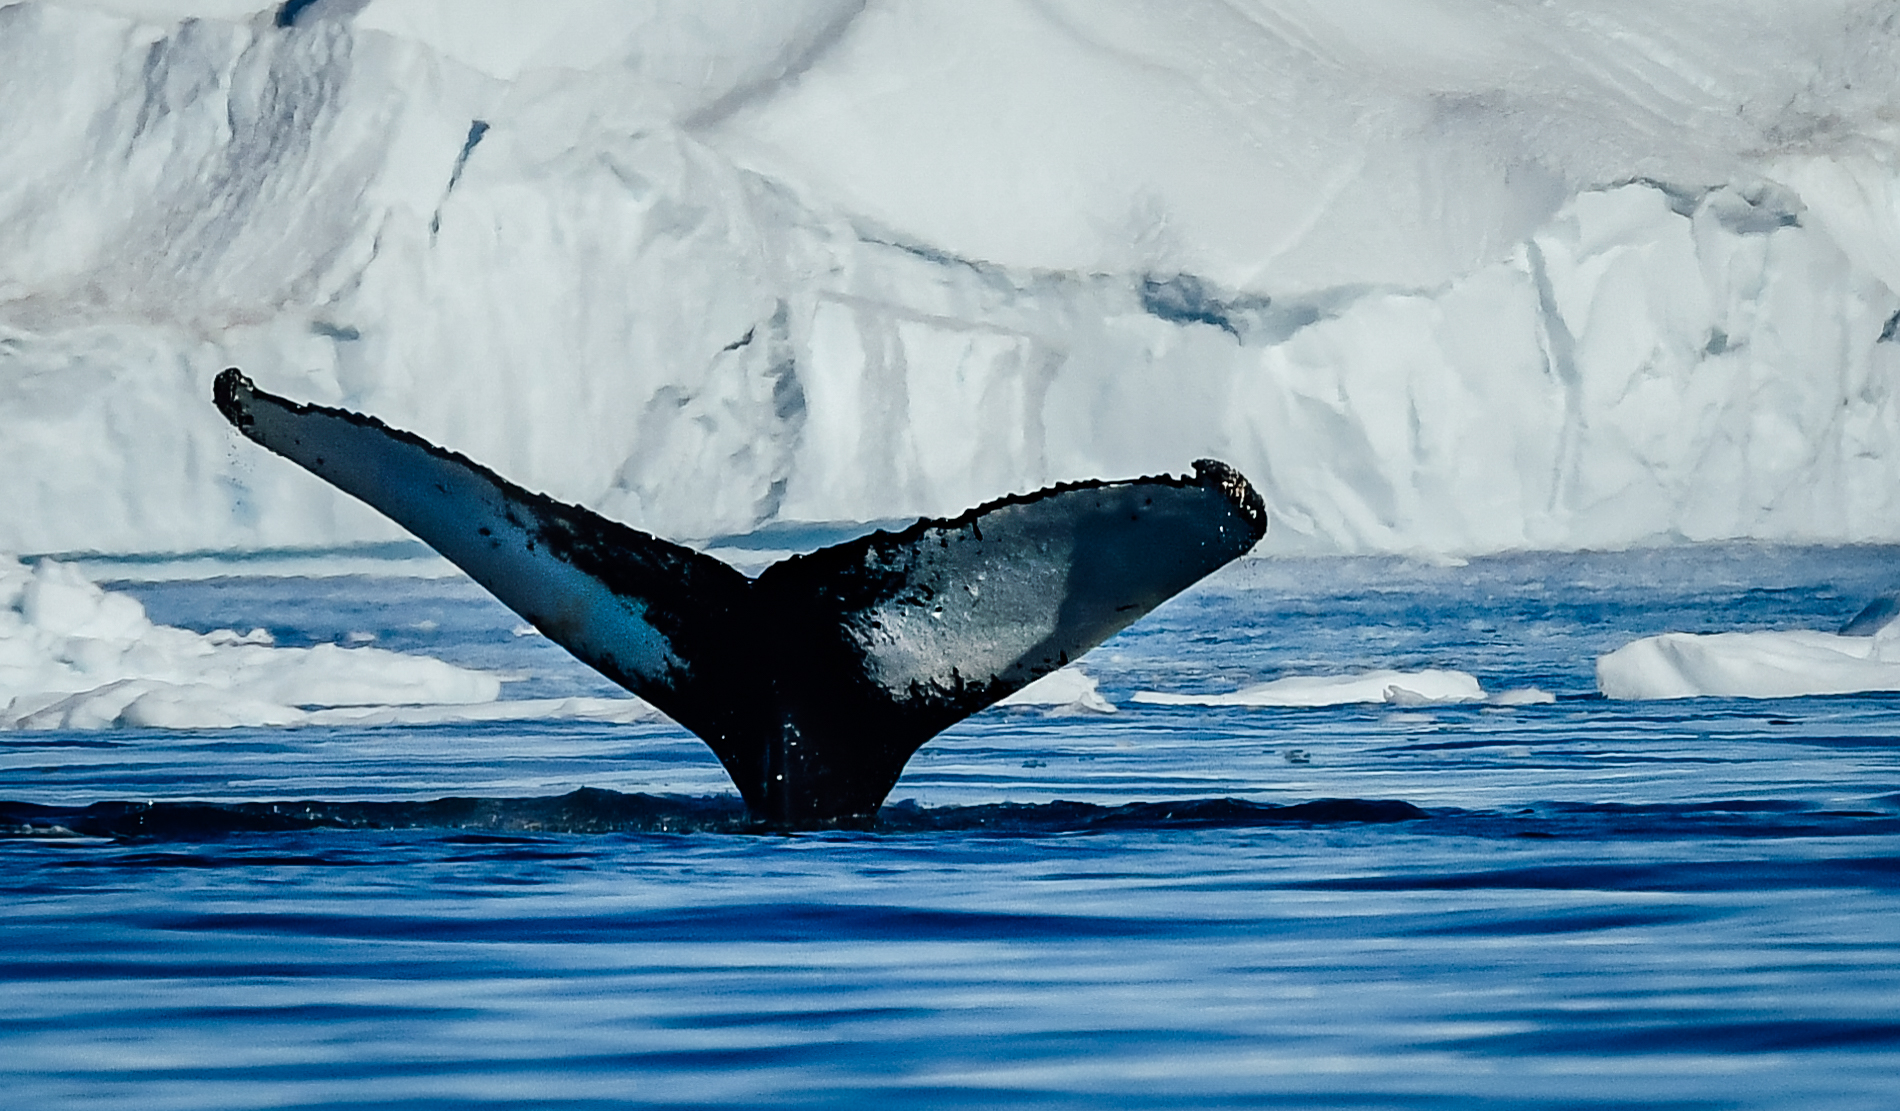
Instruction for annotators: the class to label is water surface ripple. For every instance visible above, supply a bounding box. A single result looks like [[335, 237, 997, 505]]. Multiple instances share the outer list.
[[4, 546, 1898, 1109]]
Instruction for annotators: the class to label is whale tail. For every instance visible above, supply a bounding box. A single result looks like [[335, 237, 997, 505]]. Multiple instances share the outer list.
[[1840, 596, 1900, 636], [213, 368, 1266, 826]]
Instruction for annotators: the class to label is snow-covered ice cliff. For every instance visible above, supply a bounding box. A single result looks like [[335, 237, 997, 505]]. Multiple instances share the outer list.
[[5, 0, 1900, 557]]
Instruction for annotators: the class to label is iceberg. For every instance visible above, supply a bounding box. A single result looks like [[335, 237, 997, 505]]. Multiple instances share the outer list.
[[1, 2, 1898, 558], [0, 554, 651, 728], [1597, 603, 1900, 700]]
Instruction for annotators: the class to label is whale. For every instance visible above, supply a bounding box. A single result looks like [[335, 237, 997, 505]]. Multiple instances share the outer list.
[[212, 368, 1267, 826], [1839, 596, 1900, 637]]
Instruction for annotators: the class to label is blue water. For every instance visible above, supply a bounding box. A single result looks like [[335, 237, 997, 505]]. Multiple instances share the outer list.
[[4, 546, 1899, 1109]]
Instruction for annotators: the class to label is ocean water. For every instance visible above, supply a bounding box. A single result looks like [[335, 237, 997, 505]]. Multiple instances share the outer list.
[[4, 546, 1898, 1109]]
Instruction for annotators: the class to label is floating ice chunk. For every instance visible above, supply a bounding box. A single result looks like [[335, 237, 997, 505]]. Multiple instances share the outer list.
[[1133, 668, 1484, 708], [204, 627, 274, 646], [0, 556, 503, 730], [1486, 687, 1557, 706], [1598, 626, 1900, 700], [998, 667, 1115, 714]]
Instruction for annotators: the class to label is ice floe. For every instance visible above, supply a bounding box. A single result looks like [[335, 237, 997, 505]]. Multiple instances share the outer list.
[[1133, 669, 1550, 708], [998, 667, 1115, 714], [1597, 605, 1900, 700], [0, 555, 652, 728]]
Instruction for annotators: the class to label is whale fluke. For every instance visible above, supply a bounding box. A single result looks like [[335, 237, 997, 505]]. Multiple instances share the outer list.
[[1840, 596, 1900, 637], [213, 368, 1266, 826]]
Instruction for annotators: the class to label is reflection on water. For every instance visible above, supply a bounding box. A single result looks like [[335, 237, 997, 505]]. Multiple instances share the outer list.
[[4, 546, 1899, 1108]]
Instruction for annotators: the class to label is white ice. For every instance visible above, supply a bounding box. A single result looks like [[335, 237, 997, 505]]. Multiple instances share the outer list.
[[1598, 619, 1900, 700], [998, 667, 1115, 714], [1134, 669, 1489, 709], [0, 555, 652, 728], [2, 2, 1899, 559]]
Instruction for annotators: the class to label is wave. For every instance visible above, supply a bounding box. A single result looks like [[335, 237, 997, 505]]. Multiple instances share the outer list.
[[4, 789, 1896, 840], [0, 789, 1424, 838]]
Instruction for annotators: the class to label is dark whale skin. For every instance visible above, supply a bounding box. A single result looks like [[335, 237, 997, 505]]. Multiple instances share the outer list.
[[214, 368, 1266, 826]]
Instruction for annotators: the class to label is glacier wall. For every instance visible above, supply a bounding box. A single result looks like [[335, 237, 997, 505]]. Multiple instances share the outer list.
[[3, 0, 1900, 557]]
